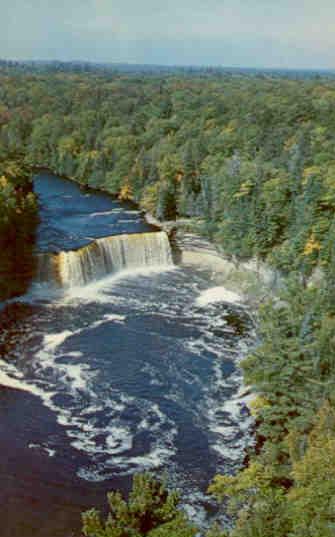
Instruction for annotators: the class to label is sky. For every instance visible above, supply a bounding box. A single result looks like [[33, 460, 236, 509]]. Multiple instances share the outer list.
[[1, 0, 334, 69]]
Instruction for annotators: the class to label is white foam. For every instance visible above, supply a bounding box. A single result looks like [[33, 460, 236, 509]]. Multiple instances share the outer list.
[[61, 363, 93, 392], [111, 442, 177, 474], [76, 467, 108, 482], [35, 329, 88, 387], [3, 252, 257, 523], [106, 426, 133, 454], [29, 443, 56, 457], [63, 265, 175, 304], [182, 494, 209, 528], [69, 393, 178, 479], [90, 313, 126, 329], [43, 331, 73, 353], [89, 210, 118, 218], [67, 351, 83, 358], [0, 369, 32, 392], [0, 359, 44, 397], [196, 286, 243, 307], [80, 404, 104, 415]]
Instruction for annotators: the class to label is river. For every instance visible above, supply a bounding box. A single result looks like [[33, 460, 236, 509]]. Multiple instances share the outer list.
[[0, 172, 254, 537]]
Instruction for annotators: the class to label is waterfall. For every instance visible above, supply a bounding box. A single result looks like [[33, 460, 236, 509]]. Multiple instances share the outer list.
[[36, 231, 173, 288]]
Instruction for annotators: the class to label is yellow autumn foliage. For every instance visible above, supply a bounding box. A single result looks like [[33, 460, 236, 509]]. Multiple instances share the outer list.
[[249, 395, 270, 417], [302, 166, 321, 184], [0, 175, 9, 188], [118, 183, 133, 201], [303, 235, 321, 256]]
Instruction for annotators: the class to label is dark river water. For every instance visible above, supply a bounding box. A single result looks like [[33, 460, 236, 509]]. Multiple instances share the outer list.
[[0, 172, 254, 537]]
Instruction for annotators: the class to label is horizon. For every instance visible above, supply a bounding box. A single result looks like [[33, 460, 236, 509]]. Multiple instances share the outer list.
[[2, 58, 335, 73], [1, 1, 334, 70]]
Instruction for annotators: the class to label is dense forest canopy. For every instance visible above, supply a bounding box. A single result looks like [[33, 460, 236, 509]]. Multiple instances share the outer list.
[[1, 62, 335, 536], [1, 63, 335, 277]]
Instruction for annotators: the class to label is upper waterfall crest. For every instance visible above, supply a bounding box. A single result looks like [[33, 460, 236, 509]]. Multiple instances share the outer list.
[[37, 231, 173, 289]]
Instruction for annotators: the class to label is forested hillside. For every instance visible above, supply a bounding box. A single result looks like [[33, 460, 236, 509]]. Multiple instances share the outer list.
[[1, 63, 335, 536], [1, 68, 335, 275], [0, 147, 38, 300]]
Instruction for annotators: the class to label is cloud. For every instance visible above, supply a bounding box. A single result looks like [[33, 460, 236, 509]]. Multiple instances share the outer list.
[[0, 0, 334, 68]]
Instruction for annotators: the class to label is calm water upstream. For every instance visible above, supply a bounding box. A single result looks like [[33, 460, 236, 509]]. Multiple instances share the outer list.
[[0, 172, 254, 537]]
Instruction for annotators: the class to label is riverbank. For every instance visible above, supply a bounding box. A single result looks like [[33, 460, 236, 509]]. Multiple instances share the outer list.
[[0, 159, 38, 301], [29, 169, 290, 307], [7, 170, 331, 537], [33, 169, 282, 306], [143, 213, 283, 309], [0, 171, 259, 536]]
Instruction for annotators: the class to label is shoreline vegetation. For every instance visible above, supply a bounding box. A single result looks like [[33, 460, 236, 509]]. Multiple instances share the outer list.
[[1, 61, 335, 536], [0, 151, 38, 301]]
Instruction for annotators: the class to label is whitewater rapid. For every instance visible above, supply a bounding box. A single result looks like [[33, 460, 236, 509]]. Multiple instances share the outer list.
[[1, 267, 255, 527], [0, 172, 255, 535]]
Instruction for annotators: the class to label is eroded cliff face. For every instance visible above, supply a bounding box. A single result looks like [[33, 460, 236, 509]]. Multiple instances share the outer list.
[[173, 231, 328, 307], [155, 225, 281, 306]]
